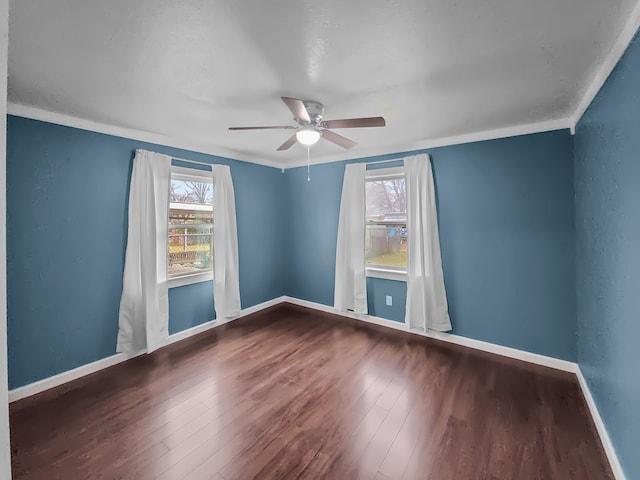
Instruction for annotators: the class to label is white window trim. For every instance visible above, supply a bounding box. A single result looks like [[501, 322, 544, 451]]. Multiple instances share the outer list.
[[365, 166, 407, 282], [168, 165, 214, 289], [366, 266, 407, 282], [168, 271, 214, 289], [365, 165, 404, 181], [171, 165, 213, 183]]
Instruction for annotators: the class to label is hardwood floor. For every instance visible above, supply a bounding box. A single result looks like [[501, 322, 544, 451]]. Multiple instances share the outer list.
[[10, 304, 613, 479]]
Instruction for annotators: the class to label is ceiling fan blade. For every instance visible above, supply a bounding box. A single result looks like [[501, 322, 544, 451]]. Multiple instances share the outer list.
[[322, 130, 357, 149], [277, 134, 298, 151], [281, 97, 311, 123], [320, 117, 386, 129], [228, 125, 295, 130]]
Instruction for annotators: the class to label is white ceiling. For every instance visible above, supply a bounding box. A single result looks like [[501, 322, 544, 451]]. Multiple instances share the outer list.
[[8, 0, 640, 167]]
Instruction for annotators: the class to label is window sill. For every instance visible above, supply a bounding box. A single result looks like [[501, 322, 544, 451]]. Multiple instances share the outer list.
[[168, 271, 213, 289], [366, 267, 407, 282]]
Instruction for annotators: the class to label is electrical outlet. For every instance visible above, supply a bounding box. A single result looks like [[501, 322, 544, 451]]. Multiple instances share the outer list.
[[385, 295, 393, 306]]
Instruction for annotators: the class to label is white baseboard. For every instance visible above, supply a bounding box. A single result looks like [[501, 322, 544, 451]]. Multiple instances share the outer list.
[[8, 296, 285, 403], [576, 368, 626, 480], [162, 296, 285, 347], [284, 296, 629, 477], [9, 294, 624, 478], [282, 296, 578, 373], [8, 350, 143, 404]]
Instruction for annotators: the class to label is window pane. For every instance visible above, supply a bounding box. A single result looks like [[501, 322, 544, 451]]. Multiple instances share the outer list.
[[366, 178, 406, 222], [365, 176, 407, 268], [168, 172, 214, 279], [168, 225, 213, 277], [170, 179, 213, 204], [365, 224, 407, 267]]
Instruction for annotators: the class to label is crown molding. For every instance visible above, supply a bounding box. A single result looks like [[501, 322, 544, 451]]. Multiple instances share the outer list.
[[7, 102, 573, 171], [9, 1, 640, 173], [570, 1, 640, 129], [282, 117, 572, 169], [6, 102, 283, 170]]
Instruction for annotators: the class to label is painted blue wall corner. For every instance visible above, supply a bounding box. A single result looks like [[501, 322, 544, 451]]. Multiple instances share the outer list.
[[284, 131, 576, 362], [5, 115, 577, 392], [574, 29, 640, 480], [6, 116, 286, 389]]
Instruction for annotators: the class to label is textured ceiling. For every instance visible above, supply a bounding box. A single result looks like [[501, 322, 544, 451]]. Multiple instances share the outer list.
[[8, 0, 640, 166]]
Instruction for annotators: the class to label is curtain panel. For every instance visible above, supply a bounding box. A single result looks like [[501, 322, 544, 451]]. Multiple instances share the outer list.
[[334, 163, 368, 314], [212, 164, 241, 320], [404, 154, 452, 332], [117, 149, 171, 354]]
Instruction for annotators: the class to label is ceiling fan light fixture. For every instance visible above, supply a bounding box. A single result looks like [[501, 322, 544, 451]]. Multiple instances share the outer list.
[[229, 97, 383, 151], [296, 128, 320, 146]]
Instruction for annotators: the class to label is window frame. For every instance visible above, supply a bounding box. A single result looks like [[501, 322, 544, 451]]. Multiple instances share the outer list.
[[365, 166, 408, 282], [167, 165, 214, 289]]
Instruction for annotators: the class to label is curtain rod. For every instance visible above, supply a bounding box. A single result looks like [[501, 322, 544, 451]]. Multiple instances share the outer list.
[[171, 156, 214, 169]]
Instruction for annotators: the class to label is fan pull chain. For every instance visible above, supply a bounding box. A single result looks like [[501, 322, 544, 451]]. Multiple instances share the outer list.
[[307, 145, 311, 182]]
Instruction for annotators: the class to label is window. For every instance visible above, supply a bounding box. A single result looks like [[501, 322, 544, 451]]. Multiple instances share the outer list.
[[365, 166, 407, 280], [168, 166, 213, 287]]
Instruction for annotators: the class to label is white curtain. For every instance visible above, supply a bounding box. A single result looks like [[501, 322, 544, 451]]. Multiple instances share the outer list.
[[117, 149, 171, 354], [334, 163, 368, 314], [404, 154, 452, 332], [212, 165, 241, 320]]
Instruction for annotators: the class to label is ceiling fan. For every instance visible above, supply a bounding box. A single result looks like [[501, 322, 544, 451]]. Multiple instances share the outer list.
[[228, 97, 386, 151]]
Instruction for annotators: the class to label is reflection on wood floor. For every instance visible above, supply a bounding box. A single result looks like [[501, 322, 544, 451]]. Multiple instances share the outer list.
[[10, 304, 613, 479]]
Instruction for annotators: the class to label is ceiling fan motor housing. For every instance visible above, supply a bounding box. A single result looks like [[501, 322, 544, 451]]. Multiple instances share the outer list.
[[302, 100, 324, 125]]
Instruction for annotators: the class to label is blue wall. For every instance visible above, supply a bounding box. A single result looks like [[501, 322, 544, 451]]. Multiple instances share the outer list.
[[574, 31, 640, 480], [6, 116, 578, 389], [285, 131, 576, 361], [7, 31, 640, 475], [6, 116, 286, 388]]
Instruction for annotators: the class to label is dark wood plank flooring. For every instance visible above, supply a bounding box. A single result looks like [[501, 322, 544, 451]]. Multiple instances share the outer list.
[[10, 304, 613, 479]]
